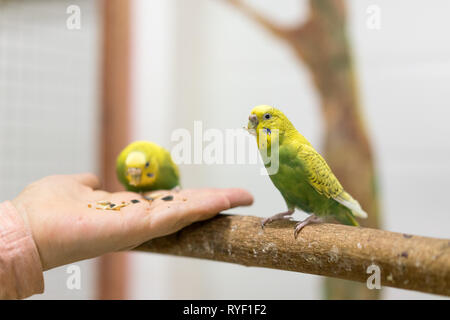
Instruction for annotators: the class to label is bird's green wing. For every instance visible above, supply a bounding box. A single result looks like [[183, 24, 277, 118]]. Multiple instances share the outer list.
[[297, 144, 343, 199], [297, 144, 368, 220]]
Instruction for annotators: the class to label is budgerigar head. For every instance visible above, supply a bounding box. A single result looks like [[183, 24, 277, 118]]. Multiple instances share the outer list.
[[124, 150, 158, 187], [247, 105, 292, 137]]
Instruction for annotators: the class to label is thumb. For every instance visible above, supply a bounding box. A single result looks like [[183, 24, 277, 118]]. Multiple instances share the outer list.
[[71, 173, 101, 190]]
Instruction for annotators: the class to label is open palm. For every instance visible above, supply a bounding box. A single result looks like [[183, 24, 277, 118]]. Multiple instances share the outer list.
[[12, 174, 254, 270]]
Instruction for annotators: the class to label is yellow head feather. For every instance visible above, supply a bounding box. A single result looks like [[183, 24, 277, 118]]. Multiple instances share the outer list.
[[125, 151, 146, 168], [247, 105, 310, 147]]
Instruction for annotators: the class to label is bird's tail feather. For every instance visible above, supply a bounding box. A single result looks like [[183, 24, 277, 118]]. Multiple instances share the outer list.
[[335, 192, 368, 219]]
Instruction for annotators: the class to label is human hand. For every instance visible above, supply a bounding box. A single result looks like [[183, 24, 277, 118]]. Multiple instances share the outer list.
[[11, 173, 253, 270]]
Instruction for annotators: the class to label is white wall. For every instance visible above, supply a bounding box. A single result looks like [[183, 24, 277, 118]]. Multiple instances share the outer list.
[[131, 0, 450, 299]]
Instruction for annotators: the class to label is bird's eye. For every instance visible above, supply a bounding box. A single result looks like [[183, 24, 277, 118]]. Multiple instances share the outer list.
[[264, 113, 272, 120], [145, 162, 150, 168]]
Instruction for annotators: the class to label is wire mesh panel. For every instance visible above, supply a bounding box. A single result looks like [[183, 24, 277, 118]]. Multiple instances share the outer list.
[[0, 0, 101, 298]]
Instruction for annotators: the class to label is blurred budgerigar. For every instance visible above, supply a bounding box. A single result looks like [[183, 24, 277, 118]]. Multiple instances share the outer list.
[[247, 105, 367, 238], [116, 141, 180, 192]]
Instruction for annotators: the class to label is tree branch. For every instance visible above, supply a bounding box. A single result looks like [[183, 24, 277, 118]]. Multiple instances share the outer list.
[[136, 214, 450, 297], [223, 0, 292, 39]]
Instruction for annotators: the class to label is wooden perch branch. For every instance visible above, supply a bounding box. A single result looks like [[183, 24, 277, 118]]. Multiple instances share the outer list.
[[136, 214, 450, 297]]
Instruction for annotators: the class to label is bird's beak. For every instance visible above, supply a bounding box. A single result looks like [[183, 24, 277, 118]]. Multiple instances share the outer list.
[[127, 167, 142, 186], [248, 114, 259, 130]]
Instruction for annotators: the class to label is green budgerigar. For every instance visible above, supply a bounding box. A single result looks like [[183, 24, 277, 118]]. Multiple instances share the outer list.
[[247, 105, 367, 238], [116, 141, 180, 192]]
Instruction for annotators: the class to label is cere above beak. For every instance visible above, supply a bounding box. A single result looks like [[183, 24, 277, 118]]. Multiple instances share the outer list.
[[127, 167, 142, 186]]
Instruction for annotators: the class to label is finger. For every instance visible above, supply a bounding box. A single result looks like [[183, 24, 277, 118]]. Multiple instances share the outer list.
[[105, 189, 253, 243], [164, 189, 250, 227], [71, 173, 101, 190], [217, 188, 254, 207], [177, 188, 253, 211]]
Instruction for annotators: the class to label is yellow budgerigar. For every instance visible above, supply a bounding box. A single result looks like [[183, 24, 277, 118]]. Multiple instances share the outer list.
[[247, 105, 367, 238], [116, 141, 180, 192]]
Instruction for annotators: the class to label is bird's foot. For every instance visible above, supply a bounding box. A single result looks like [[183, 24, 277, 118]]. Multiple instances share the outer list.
[[294, 215, 322, 239], [171, 186, 181, 193], [261, 209, 295, 228]]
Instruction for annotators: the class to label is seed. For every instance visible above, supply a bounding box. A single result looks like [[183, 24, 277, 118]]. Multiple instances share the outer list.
[[88, 204, 92, 208], [162, 195, 174, 201], [131, 199, 140, 204]]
